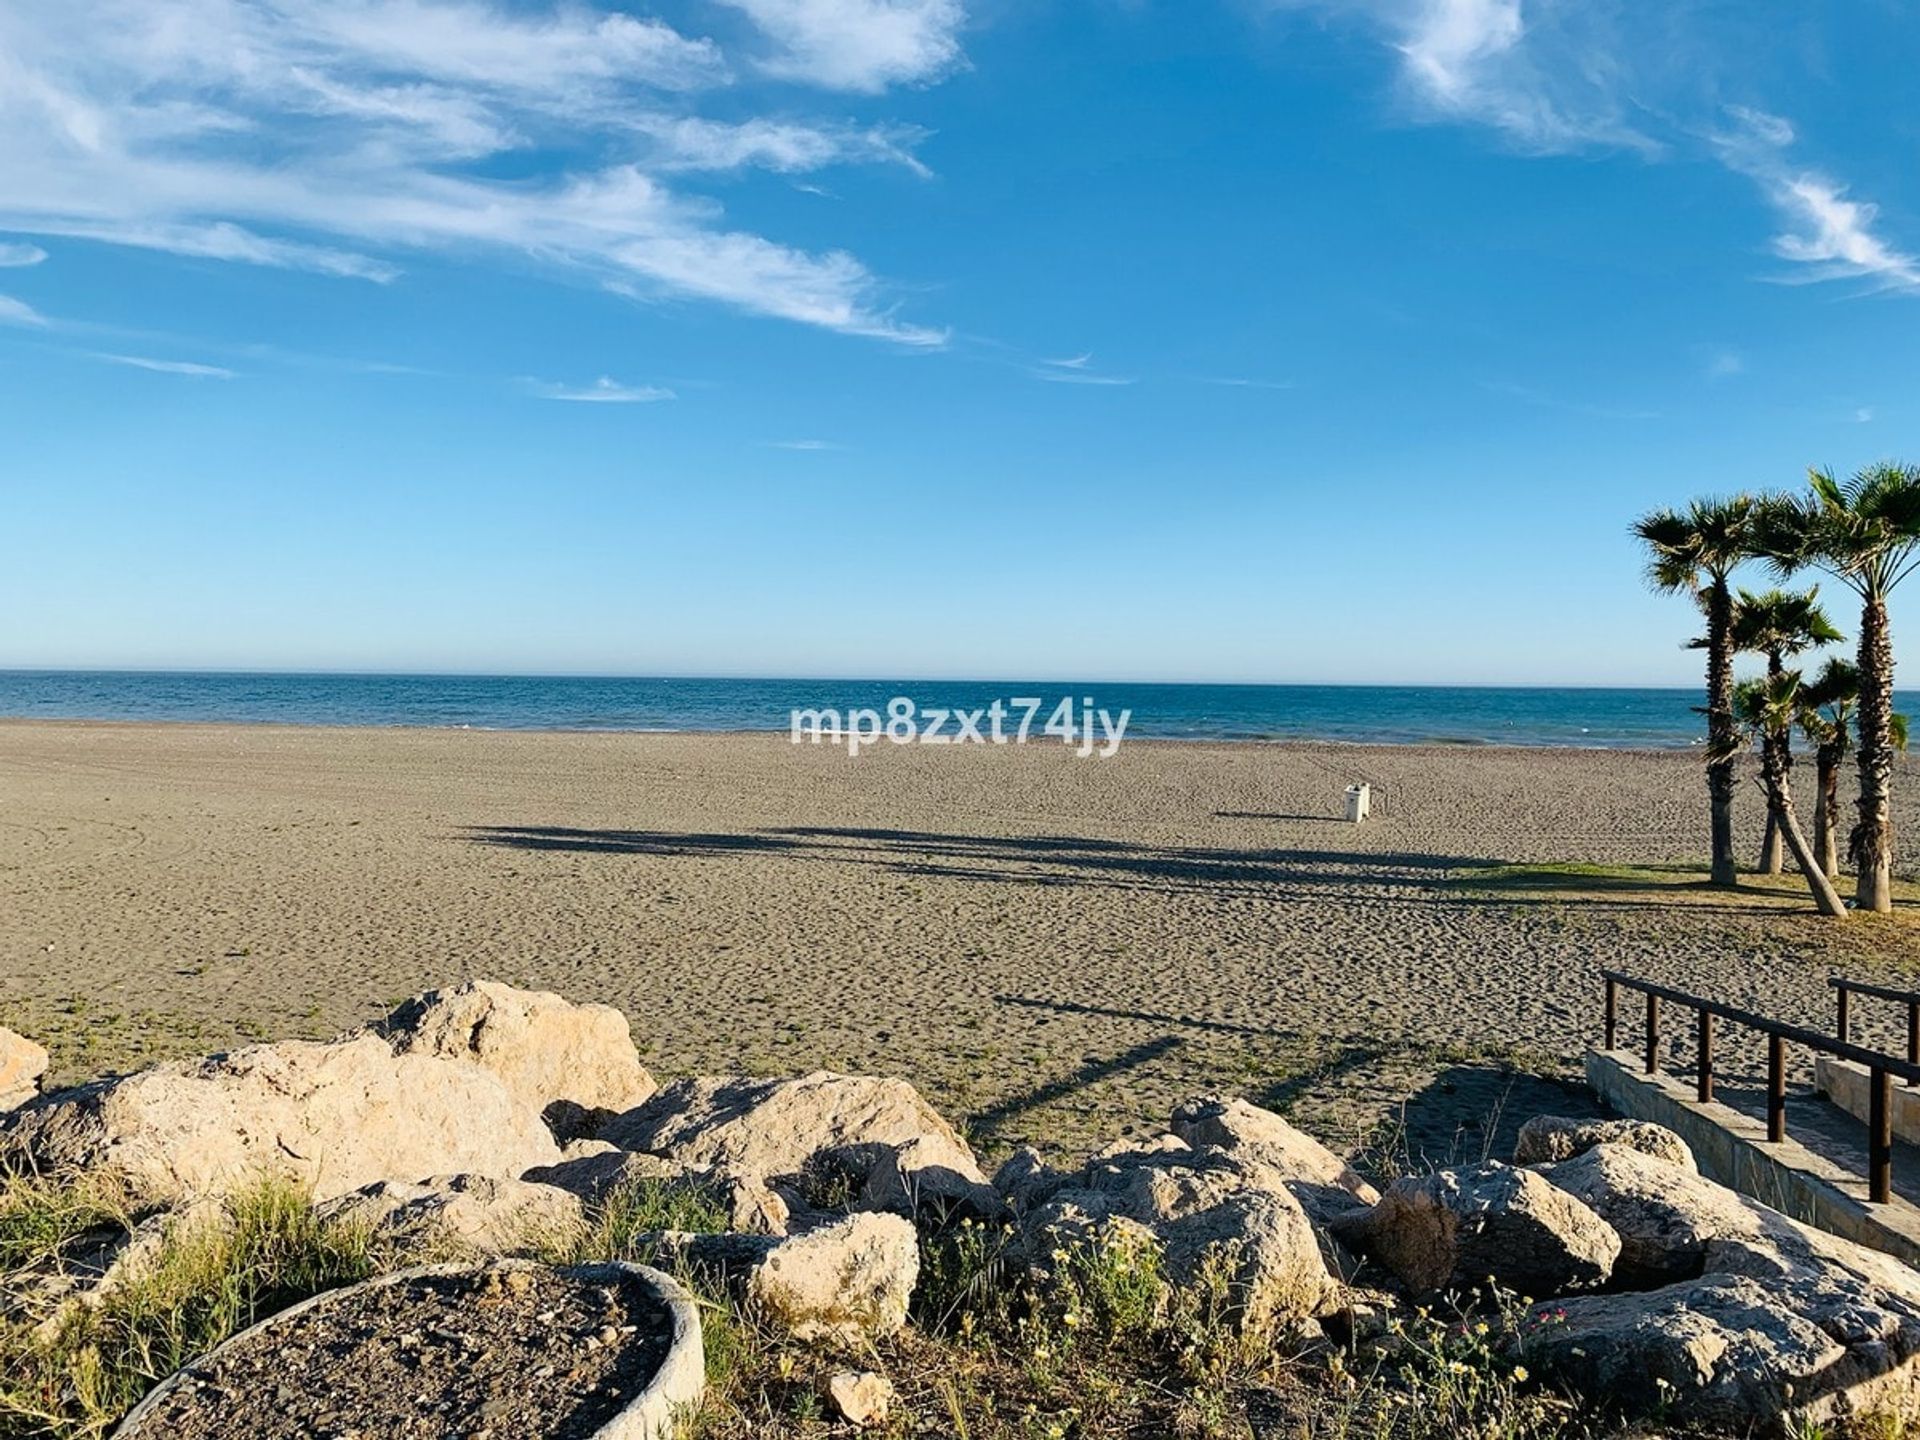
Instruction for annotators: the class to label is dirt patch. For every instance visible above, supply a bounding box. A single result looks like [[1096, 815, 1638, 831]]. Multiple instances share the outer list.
[[125, 1264, 675, 1440]]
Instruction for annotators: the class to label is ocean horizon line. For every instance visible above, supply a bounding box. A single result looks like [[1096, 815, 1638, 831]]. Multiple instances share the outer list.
[[0, 670, 1858, 750]]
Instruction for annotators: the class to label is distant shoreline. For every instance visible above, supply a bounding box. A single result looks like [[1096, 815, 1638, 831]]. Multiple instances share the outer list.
[[0, 673, 1736, 750], [0, 714, 1708, 754]]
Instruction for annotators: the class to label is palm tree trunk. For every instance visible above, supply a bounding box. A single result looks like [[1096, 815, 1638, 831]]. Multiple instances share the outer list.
[[1766, 732, 1847, 918], [1706, 578, 1738, 886], [1814, 746, 1841, 879], [1759, 648, 1790, 875], [1758, 652, 1789, 879], [1855, 594, 1896, 912]]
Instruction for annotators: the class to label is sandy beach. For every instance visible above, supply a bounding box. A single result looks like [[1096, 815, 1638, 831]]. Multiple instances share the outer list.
[[5, 721, 1918, 1168]]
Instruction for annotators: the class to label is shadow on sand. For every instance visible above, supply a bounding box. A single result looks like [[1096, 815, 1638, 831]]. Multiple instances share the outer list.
[[465, 823, 1811, 916], [466, 823, 1491, 901]]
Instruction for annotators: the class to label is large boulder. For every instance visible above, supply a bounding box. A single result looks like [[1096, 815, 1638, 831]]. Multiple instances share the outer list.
[[0, 1027, 49, 1112], [0, 1034, 561, 1205], [1339, 1161, 1619, 1297], [317, 1174, 583, 1258], [1514, 1114, 1694, 1171], [1539, 1142, 1757, 1283], [603, 1072, 994, 1220], [378, 981, 655, 1137], [1527, 1148, 1920, 1430], [1022, 1135, 1338, 1334], [1170, 1095, 1379, 1224], [1533, 1273, 1920, 1433]]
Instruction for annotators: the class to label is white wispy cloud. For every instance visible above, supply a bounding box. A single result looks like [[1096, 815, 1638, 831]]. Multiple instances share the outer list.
[[529, 376, 677, 404], [719, 0, 966, 93], [1701, 346, 1744, 380], [1853, 406, 1875, 424], [636, 116, 931, 177], [1031, 352, 1133, 385], [95, 352, 237, 378], [0, 243, 47, 268], [1267, 0, 1655, 153], [0, 295, 48, 327], [1482, 378, 1658, 421], [1260, 6, 1917, 298], [0, 0, 948, 344], [1714, 106, 1920, 293], [1198, 375, 1295, 390]]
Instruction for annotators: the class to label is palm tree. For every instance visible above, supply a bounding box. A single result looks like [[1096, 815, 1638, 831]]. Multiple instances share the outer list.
[[1726, 588, 1842, 873], [1635, 495, 1759, 886], [1797, 658, 1910, 879], [1798, 658, 1860, 879], [1730, 673, 1847, 917], [1759, 465, 1920, 912]]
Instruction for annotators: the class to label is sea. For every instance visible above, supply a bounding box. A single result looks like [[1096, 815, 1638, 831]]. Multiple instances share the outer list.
[[0, 670, 1855, 749]]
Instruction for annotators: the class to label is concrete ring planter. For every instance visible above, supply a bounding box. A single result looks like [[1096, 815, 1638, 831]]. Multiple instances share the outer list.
[[112, 1259, 705, 1440]]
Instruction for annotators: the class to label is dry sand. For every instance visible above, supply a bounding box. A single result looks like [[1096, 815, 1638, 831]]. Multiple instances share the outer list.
[[5, 721, 1919, 1169]]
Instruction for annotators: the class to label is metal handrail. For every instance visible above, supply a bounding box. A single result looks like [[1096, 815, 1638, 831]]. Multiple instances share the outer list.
[[1603, 970, 1912, 1203], [1831, 976, 1920, 1071]]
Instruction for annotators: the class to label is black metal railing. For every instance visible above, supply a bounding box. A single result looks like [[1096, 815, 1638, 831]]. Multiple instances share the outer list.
[[1604, 970, 1920, 1203], [1831, 976, 1920, 1078]]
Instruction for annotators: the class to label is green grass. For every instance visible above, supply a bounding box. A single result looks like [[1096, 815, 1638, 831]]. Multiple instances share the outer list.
[[3, 1171, 1908, 1440], [0, 1175, 373, 1439]]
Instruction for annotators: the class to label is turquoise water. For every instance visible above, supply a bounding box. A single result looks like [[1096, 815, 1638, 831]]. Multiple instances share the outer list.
[[0, 670, 1829, 748]]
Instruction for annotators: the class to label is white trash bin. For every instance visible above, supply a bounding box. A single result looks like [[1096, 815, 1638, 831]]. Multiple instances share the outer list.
[[1345, 783, 1371, 823]]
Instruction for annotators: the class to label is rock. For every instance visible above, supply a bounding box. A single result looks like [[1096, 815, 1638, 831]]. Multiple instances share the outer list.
[[860, 1134, 1005, 1221], [1171, 1095, 1380, 1223], [378, 981, 655, 1139], [749, 1212, 919, 1345], [1526, 1155, 1920, 1430], [668, 1212, 919, 1346], [0, 1034, 562, 1206], [524, 1149, 790, 1235], [1514, 1114, 1694, 1171], [0, 1027, 49, 1111], [827, 1370, 895, 1428], [1532, 1273, 1920, 1432], [1339, 1161, 1619, 1297], [604, 1072, 990, 1220], [318, 1174, 583, 1258], [993, 1146, 1065, 1217], [1539, 1143, 1757, 1283], [1023, 1136, 1338, 1334]]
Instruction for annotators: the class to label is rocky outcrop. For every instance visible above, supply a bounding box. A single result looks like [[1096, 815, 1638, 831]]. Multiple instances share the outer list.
[[318, 1174, 583, 1258], [1020, 1134, 1338, 1334], [1533, 1270, 1920, 1433], [1338, 1161, 1619, 1297], [1523, 1134, 1920, 1430], [1170, 1095, 1379, 1224], [378, 981, 656, 1139], [604, 1072, 995, 1220], [0, 1027, 49, 1112], [1514, 1114, 1694, 1171], [0, 1034, 561, 1205]]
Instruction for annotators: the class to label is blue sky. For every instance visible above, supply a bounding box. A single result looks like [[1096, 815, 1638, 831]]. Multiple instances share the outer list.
[[2, 0, 1917, 685]]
